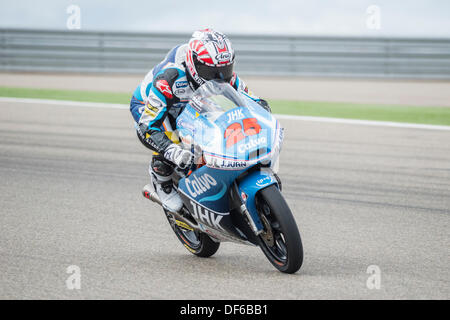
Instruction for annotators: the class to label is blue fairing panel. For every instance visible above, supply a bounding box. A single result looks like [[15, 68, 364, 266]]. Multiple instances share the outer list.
[[237, 169, 279, 231], [178, 165, 245, 214]]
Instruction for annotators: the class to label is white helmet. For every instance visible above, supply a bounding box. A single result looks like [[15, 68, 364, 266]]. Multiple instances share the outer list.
[[185, 28, 235, 86]]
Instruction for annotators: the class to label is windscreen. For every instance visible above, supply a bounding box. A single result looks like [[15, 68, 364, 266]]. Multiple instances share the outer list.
[[189, 80, 248, 121]]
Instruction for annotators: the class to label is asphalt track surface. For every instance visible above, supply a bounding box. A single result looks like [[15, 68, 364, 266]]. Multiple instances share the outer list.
[[0, 100, 449, 299]]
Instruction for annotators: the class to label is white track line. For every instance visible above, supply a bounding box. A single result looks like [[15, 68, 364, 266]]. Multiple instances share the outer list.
[[274, 114, 450, 131], [1, 96, 449, 131]]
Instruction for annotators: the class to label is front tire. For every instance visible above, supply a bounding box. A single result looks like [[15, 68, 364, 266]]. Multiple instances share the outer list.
[[164, 210, 220, 258], [256, 185, 303, 273]]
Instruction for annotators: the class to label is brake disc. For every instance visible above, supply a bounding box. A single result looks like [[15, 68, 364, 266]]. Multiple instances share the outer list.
[[260, 214, 275, 247]]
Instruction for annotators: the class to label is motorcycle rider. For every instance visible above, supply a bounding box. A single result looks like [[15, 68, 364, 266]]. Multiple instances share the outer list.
[[130, 28, 271, 213]]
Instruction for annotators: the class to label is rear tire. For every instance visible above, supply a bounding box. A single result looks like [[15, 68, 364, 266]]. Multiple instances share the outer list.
[[256, 185, 303, 273], [164, 210, 220, 258]]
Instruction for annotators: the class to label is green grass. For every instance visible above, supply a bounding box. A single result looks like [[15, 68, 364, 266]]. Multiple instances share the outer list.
[[270, 100, 450, 126], [1, 86, 449, 126], [0, 87, 132, 104]]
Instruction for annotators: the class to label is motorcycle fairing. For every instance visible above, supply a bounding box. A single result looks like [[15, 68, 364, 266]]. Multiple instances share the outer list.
[[237, 169, 279, 232], [174, 81, 283, 241], [176, 102, 276, 164]]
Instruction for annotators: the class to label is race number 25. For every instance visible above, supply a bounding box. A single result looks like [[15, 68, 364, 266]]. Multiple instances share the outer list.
[[224, 118, 261, 148]]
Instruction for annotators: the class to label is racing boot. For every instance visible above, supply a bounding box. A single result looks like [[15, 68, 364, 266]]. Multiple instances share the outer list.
[[144, 158, 183, 213]]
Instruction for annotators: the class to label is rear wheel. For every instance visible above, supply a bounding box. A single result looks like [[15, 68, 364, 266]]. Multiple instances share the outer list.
[[256, 185, 303, 273], [164, 210, 220, 258]]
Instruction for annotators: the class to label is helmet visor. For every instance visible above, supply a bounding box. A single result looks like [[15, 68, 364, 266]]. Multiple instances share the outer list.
[[195, 61, 234, 82]]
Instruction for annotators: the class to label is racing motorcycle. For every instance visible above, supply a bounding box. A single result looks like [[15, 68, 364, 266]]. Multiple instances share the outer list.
[[143, 80, 303, 273]]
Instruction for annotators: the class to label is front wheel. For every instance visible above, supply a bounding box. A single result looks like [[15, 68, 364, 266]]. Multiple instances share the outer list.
[[256, 185, 303, 273], [164, 210, 220, 258]]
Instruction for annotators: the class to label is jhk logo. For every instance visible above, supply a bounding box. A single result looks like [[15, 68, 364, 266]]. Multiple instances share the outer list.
[[190, 201, 224, 230], [227, 109, 244, 123], [186, 173, 217, 197]]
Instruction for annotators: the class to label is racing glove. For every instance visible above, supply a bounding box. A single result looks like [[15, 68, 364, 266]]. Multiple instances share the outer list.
[[164, 144, 194, 169]]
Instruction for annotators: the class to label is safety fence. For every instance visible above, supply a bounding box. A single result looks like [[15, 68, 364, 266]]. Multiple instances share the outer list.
[[1, 29, 449, 79]]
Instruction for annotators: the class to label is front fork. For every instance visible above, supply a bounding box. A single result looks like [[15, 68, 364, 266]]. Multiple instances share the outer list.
[[233, 182, 263, 235], [235, 168, 280, 235]]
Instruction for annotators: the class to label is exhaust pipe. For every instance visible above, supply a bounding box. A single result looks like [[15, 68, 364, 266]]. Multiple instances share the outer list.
[[142, 186, 199, 231], [142, 188, 162, 206]]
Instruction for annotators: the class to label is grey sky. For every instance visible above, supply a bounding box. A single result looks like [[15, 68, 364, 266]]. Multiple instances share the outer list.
[[1, 0, 449, 37]]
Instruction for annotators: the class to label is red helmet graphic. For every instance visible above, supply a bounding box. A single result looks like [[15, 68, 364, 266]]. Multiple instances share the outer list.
[[186, 28, 235, 86]]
